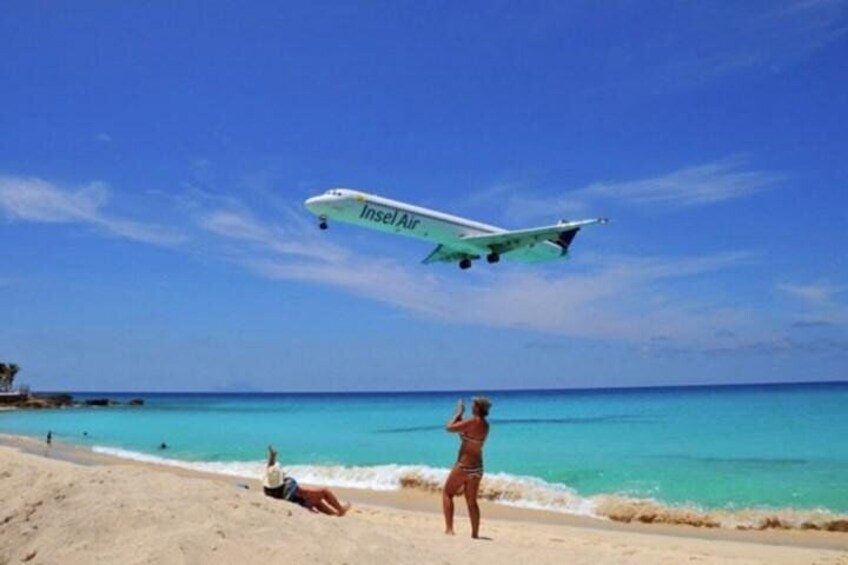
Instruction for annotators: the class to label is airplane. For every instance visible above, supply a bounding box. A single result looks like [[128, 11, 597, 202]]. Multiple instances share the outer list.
[[304, 188, 607, 270]]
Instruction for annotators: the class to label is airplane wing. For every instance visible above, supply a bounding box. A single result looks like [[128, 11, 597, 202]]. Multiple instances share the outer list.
[[421, 218, 608, 264], [462, 218, 608, 255], [421, 244, 480, 264]]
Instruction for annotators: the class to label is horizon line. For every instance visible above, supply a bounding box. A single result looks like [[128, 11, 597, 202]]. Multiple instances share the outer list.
[[33, 378, 848, 396]]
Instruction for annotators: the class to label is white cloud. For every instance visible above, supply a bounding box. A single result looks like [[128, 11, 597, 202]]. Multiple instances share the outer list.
[[767, 0, 848, 43], [778, 281, 848, 327], [0, 176, 186, 246], [197, 208, 349, 263], [575, 160, 777, 207], [466, 253, 754, 339], [0, 173, 773, 343], [572, 1, 848, 95], [495, 158, 779, 222], [238, 236, 754, 341], [0, 177, 106, 222], [249, 256, 450, 318], [663, 1, 848, 83], [176, 180, 761, 341], [778, 281, 846, 305]]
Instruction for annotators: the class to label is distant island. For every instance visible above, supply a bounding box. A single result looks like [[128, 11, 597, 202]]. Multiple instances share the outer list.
[[0, 392, 145, 410], [0, 362, 143, 409]]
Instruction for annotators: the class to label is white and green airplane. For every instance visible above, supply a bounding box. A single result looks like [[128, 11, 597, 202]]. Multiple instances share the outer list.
[[305, 189, 607, 270]]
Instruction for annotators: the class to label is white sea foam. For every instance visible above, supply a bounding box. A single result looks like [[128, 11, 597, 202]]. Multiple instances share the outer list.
[[90, 445, 848, 531], [91, 445, 597, 515], [92, 446, 449, 492]]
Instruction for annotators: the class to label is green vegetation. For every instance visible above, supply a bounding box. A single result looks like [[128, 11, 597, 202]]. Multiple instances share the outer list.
[[0, 363, 20, 392]]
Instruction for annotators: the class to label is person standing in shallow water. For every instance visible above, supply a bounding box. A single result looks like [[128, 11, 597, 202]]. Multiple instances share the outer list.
[[442, 396, 491, 538]]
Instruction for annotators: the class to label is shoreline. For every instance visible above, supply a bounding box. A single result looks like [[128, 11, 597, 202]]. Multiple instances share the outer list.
[[2, 446, 846, 564], [2, 432, 846, 556], [5, 430, 847, 535]]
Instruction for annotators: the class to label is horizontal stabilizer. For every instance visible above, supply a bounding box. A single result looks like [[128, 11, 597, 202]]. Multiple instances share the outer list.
[[461, 218, 607, 256]]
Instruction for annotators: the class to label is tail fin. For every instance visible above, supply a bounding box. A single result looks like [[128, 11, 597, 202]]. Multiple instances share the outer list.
[[554, 228, 580, 254]]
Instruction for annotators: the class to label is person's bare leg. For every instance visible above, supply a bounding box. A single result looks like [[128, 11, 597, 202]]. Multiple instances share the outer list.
[[315, 500, 336, 515], [442, 467, 464, 535], [442, 492, 455, 535], [464, 476, 482, 539], [299, 488, 336, 515], [319, 488, 351, 516], [297, 487, 349, 516]]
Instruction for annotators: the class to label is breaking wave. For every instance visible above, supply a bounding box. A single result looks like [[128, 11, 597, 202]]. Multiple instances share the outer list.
[[92, 446, 848, 532]]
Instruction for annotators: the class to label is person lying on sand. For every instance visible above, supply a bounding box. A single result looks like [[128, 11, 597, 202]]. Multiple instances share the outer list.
[[263, 445, 350, 517]]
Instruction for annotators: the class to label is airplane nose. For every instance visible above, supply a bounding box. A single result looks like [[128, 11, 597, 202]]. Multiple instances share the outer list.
[[304, 195, 326, 213]]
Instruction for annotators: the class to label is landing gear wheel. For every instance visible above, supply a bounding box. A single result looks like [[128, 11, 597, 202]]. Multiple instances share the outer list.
[[319, 220, 328, 230], [459, 258, 472, 270], [486, 252, 500, 264]]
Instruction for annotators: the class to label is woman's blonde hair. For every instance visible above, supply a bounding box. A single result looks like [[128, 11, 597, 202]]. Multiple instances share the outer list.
[[472, 396, 491, 417]]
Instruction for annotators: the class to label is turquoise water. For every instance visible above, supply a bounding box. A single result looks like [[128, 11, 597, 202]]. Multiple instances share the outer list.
[[2, 383, 847, 525]]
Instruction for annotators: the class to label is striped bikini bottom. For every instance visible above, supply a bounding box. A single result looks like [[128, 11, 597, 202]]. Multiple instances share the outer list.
[[458, 464, 484, 479]]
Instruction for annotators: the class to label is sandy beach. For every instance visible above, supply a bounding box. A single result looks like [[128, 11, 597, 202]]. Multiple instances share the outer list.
[[1, 436, 845, 565]]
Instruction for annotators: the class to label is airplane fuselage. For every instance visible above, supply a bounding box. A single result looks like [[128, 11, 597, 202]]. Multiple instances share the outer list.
[[305, 189, 565, 262]]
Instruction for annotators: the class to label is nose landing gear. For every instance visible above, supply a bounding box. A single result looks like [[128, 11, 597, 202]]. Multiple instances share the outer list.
[[319, 218, 328, 230]]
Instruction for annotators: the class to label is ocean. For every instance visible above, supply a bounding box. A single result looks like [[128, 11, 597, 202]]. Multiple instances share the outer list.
[[2, 382, 847, 529]]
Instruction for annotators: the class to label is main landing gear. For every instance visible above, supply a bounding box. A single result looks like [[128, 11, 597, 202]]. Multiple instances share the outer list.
[[318, 217, 328, 230], [459, 252, 499, 270]]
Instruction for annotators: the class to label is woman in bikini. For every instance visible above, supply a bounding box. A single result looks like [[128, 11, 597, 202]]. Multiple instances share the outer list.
[[442, 396, 491, 538]]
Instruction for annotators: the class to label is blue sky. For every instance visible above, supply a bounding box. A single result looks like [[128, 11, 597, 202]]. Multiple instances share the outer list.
[[1, 1, 846, 392]]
